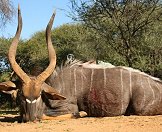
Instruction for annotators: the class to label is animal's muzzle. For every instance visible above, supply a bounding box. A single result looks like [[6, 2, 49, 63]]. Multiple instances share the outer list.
[[23, 103, 37, 122]]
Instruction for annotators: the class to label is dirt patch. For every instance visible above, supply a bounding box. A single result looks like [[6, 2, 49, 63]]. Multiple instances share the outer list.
[[0, 115, 162, 132]]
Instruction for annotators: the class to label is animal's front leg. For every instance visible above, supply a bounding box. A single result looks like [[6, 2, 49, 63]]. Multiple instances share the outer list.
[[42, 111, 87, 120]]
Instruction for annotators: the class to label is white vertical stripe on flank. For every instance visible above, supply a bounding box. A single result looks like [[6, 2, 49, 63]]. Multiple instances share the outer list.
[[81, 68, 84, 94], [61, 70, 65, 92], [140, 75, 145, 110], [147, 78, 155, 105], [90, 69, 94, 91], [80, 68, 85, 110], [120, 69, 124, 114], [155, 82, 161, 103], [74, 68, 77, 96], [69, 68, 72, 95], [129, 70, 132, 98], [103, 68, 106, 89], [102, 68, 106, 116]]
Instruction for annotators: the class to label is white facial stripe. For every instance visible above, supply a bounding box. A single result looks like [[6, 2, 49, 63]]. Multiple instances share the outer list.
[[32, 99, 37, 104], [26, 99, 32, 104], [26, 96, 41, 104]]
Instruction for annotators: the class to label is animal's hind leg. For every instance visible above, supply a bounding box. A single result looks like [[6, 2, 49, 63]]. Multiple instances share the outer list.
[[136, 104, 162, 116]]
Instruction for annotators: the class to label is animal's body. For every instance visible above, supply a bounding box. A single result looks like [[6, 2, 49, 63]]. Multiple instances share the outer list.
[[45, 63, 162, 117]]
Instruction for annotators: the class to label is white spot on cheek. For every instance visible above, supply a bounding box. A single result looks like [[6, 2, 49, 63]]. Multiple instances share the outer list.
[[26, 96, 41, 104], [32, 99, 37, 104], [26, 99, 31, 104]]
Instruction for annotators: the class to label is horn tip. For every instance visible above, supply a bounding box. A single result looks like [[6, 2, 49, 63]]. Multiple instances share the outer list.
[[18, 4, 20, 10], [53, 9, 56, 13], [53, 9, 56, 16]]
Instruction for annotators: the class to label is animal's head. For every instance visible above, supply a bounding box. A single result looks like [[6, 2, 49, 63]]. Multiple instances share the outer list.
[[0, 5, 66, 122]]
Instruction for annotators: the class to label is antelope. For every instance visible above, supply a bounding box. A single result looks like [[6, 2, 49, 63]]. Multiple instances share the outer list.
[[0, 6, 86, 122], [1, 5, 162, 123]]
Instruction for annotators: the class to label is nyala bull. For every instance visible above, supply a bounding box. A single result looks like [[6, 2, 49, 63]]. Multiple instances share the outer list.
[[1, 6, 162, 122]]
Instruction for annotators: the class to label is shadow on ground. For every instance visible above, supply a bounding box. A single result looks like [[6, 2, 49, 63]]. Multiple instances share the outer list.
[[0, 115, 19, 123], [0, 111, 20, 123]]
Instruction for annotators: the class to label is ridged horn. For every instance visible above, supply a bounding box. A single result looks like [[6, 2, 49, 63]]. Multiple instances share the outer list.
[[36, 11, 56, 83], [8, 5, 31, 83]]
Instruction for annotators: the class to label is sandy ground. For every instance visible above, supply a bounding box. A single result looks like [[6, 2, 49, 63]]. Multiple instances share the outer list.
[[1, 114, 162, 132]]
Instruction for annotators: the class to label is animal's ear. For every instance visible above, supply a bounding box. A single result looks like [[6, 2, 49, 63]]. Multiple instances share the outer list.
[[0, 81, 17, 91], [42, 83, 66, 100]]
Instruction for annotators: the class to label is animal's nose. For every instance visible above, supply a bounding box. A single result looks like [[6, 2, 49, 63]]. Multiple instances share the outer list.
[[32, 119, 37, 123], [23, 114, 29, 122], [29, 116, 37, 122], [33, 117, 41, 122]]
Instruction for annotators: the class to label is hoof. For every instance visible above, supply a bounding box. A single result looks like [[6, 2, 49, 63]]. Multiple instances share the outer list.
[[79, 111, 87, 117]]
